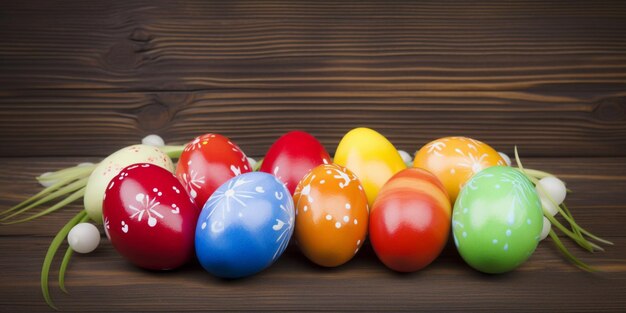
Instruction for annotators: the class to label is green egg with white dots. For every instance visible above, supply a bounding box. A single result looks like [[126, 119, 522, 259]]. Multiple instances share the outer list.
[[452, 166, 543, 274]]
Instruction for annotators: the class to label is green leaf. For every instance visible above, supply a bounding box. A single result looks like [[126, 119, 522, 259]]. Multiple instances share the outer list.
[[548, 230, 594, 272], [1, 177, 88, 222], [59, 214, 90, 293], [42, 210, 87, 310], [2, 188, 85, 225]]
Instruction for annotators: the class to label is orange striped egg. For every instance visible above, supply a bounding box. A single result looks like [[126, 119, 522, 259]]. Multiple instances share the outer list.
[[370, 168, 451, 272], [413, 137, 505, 203]]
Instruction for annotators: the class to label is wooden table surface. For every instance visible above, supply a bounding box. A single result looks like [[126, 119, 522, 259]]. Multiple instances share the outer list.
[[1, 1, 625, 311]]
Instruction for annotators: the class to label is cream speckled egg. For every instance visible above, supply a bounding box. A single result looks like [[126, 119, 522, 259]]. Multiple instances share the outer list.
[[84, 144, 174, 222]]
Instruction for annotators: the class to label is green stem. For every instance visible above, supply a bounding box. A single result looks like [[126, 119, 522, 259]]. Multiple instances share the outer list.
[[42, 210, 87, 310], [558, 201, 583, 240], [1, 177, 88, 221], [253, 158, 264, 171], [2, 170, 90, 217], [514, 147, 602, 253], [59, 214, 90, 293], [159, 145, 185, 159], [548, 230, 594, 272], [38, 165, 95, 182], [2, 188, 86, 225], [518, 168, 553, 179], [532, 177, 590, 247], [557, 202, 612, 246], [544, 213, 595, 252]]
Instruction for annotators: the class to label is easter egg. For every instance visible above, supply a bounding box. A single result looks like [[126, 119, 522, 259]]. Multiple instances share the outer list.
[[260, 131, 331, 195], [370, 168, 451, 272], [85, 144, 175, 222], [452, 166, 543, 274], [334, 128, 406, 206], [103, 163, 199, 270], [176, 133, 251, 207], [195, 172, 295, 278], [293, 164, 368, 267], [413, 137, 505, 203]]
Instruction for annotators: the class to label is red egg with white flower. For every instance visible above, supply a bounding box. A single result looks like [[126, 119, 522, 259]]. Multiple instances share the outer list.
[[176, 133, 251, 207], [103, 163, 200, 270]]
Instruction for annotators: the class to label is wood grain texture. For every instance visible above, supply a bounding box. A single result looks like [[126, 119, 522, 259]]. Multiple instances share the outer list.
[[1, 90, 626, 157], [0, 237, 624, 312], [0, 157, 624, 311], [1, 1, 626, 92], [1, 0, 626, 157], [1, 0, 626, 311]]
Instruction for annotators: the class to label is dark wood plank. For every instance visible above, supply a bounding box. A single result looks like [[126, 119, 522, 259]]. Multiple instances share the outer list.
[[2, 0, 626, 157], [0, 1, 625, 93], [0, 236, 623, 312], [1, 90, 625, 157]]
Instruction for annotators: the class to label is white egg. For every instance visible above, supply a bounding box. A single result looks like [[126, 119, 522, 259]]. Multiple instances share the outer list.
[[84, 145, 175, 222], [141, 134, 165, 147], [536, 176, 567, 205], [68, 223, 101, 253], [397, 150, 413, 167], [540, 216, 551, 241], [540, 197, 559, 217], [498, 152, 512, 166]]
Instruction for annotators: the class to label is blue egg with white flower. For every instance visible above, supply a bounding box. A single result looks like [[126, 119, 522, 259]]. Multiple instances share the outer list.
[[195, 172, 295, 278]]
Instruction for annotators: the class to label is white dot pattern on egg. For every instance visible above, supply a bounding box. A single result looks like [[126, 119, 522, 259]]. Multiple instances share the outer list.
[[451, 166, 543, 273]]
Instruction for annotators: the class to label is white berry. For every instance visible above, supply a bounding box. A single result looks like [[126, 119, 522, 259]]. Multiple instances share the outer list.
[[141, 134, 165, 147], [498, 152, 512, 166], [536, 176, 567, 205], [68, 223, 101, 254], [540, 197, 559, 217], [540, 216, 551, 241], [38, 172, 56, 187], [398, 150, 413, 167]]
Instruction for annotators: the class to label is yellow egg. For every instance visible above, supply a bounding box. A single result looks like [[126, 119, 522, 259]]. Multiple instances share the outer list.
[[413, 137, 505, 203], [334, 128, 406, 206], [84, 145, 174, 223]]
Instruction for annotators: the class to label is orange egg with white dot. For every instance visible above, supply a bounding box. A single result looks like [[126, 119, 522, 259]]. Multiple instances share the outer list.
[[293, 163, 369, 267], [413, 136, 506, 204]]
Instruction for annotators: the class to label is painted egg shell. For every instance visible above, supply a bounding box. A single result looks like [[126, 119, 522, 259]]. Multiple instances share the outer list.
[[413, 136, 505, 203], [452, 166, 543, 274], [176, 133, 251, 208], [195, 172, 295, 278], [370, 168, 451, 272], [85, 144, 175, 222], [334, 127, 406, 206], [293, 163, 368, 267], [260, 131, 331, 195], [103, 163, 199, 270]]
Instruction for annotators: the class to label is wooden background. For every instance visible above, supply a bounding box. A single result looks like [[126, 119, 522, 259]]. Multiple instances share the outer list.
[[1, 1, 625, 311]]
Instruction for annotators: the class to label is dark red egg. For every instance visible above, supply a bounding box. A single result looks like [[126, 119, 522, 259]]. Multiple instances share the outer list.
[[103, 163, 199, 270], [260, 131, 331, 195]]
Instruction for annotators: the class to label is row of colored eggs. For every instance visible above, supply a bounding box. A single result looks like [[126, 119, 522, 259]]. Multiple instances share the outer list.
[[100, 128, 543, 278]]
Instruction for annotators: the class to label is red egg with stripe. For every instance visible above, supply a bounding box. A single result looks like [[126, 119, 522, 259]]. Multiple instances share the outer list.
[[369, 168, 451, 272]]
